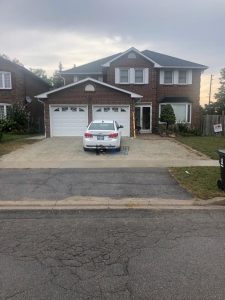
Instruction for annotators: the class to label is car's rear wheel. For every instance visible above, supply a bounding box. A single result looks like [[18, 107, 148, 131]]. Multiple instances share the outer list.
[[83, 147, 88, 152]]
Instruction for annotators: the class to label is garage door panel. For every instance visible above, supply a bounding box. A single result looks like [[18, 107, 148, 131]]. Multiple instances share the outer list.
[[93, 106, 130, 136], [50, 106, 88, 137]]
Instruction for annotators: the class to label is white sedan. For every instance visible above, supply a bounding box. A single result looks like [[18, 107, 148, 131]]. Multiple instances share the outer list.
[[83, 120, 123, 151]]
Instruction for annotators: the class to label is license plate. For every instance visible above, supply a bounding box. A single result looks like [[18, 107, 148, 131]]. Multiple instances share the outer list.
[[97, 135, 104, 140]]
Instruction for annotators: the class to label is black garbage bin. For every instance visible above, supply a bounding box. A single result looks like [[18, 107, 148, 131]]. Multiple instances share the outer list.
[[217, 150, 225, 190]]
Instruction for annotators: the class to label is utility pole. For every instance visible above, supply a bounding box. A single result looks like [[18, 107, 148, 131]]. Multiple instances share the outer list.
[[209, 74, 213, 104]]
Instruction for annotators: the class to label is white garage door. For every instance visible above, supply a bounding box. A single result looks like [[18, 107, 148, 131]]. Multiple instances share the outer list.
[[50, 105, 88, 136], [92, 105, 130, 136]]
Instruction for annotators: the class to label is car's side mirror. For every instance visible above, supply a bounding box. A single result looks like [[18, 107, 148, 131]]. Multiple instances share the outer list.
[[119, 125, 124, 129]]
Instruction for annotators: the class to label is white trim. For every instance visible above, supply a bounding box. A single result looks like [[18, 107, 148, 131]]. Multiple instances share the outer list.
[[49, 104, 88, 137], [155, 66, 208, 69], [36, 77, 143, 99], [92, 104, 131, 137], [159, 69, 192, 85], [102, 47, 162, 68], [159, 103, 192, 124], [0, 72, 12, 89], [0, 103, 11, 118], [135, 104, 152, 133]]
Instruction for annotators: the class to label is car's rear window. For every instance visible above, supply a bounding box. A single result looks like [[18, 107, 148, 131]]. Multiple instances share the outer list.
[[89, 123, 115, 130]]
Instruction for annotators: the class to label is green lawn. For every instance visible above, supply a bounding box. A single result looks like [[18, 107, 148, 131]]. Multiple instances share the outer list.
[[170, 167, 225, 199], [0, 133, 39, 157], [176, 136, 225, 159]]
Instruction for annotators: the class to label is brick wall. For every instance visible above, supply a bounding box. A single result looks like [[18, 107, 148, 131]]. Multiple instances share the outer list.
[[44, 81, 134, 137], [0, 58, 50, 132]]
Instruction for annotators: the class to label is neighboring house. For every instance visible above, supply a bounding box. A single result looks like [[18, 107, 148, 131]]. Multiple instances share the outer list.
[[36, 47, 207, 137], [0, 56, 50, 132]]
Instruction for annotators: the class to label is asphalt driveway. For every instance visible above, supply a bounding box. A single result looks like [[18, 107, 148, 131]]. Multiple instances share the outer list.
[[0, 168, 192, 200], [0, 136, 217, 168]]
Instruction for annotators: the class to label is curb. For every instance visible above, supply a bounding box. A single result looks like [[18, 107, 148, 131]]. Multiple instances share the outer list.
[[0, 196, 224, 210]]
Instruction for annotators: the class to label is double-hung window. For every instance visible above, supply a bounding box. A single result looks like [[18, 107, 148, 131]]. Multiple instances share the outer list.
[[164, 71, 173, 84], [178, 70, 187, 84], [116, 68, 148, 84], [119, 69, 129, 83], [0, 72, 12, 89], [0, 104, 11, 119], [135, 69, 144, 83]]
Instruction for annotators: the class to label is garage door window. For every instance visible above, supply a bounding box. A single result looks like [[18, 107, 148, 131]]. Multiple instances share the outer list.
[[62, 107, 68, 112], [112, 107, 119, 112], [104, 107, 110, 112], [79, 108, 85, 112], [54, 107, 60, 112], [71, 107, 77, 112], [121, 108, 127, 112]]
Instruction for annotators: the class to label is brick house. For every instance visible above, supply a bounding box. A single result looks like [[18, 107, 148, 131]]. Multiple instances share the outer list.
[[0, 56, 50, 131], [36, 47, 207, 137]]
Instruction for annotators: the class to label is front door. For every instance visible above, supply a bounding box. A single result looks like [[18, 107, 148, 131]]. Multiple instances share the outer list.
[[135, 105, 152, 133]]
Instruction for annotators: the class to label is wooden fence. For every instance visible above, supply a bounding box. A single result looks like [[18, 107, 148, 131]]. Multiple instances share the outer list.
[[201, 115, 225, 136]]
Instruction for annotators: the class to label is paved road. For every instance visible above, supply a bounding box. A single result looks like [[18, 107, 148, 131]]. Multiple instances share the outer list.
[[0, 168, 192, 200], [0, 210, 225, 299]]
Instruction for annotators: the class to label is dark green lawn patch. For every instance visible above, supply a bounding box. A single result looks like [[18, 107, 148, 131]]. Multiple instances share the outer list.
[[170, 167, 225, 199], [176, 136, 225, 159], [0, 133, 39, 157]]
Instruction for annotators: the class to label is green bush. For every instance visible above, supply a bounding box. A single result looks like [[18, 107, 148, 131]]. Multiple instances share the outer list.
[[160, 104, 176, 129], [176, 123, 201, 136], [1, 103, 30, 134]]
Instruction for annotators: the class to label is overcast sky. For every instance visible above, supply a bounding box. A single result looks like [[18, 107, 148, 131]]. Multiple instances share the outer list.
[[0, 0, 224, 104]]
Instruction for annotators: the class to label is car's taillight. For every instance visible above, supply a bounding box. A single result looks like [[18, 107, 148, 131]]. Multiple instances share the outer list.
[[84, 132, 93, 138], [108, 133, 118, 138]]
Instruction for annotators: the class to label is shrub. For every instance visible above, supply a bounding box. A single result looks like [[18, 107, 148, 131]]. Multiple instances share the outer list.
[[160, 104, 176, 129], [176, 123, 201, 136], [3, 103, 30, 133]]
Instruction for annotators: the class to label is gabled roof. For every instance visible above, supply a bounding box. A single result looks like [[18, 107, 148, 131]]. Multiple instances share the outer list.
[[0, 56, 51, 87], [61, 47, 208, 75], [35, 77, 143, 99], [101, 47, 162, 68], [142, 50, 208, 69], [61, 53, 121, 75]]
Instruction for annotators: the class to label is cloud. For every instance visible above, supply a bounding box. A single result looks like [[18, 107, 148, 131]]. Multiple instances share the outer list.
[[0, 0, 224, 104]]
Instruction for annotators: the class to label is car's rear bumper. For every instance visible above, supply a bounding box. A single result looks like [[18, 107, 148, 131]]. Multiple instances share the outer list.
[[83, 138, 120, 149]]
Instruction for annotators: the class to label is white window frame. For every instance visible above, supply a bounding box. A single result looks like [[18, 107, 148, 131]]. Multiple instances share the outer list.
[[160, 70, 192, 85], [159, 103, 192, 124], [134, 68, 144, 84], [119, 68, 130, 84], [0, 72, 12, 89], [115, 68, 149, 84], [0, 103, 11, 119]]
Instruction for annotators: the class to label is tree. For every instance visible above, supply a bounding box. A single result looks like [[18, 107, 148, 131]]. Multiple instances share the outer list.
[[160, 104, 176, 129], [51, 62, 65, 89], [214, 68, 225, 111], [30, 68, 52, 86]]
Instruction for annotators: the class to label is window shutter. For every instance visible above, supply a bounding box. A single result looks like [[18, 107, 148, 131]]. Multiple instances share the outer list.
[[187, 70, 192, 84], [159, 70, 164, 84], [115, 68, 120, 84], [173, 70, 179, 84], [130, 68, 134, 84], [144, 68, 149, 84], [0, 73, 3, 88]]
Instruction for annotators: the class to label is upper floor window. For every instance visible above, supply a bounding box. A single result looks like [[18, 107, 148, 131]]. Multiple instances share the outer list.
[[115, 68, 149, 84], [178, 70, 187, 84], [160, 69, 192, 85], [135, 69, 144, 83], [164, 71, 173, 84], [0, 72, 12, 89], [119, 69, 129, 83]]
